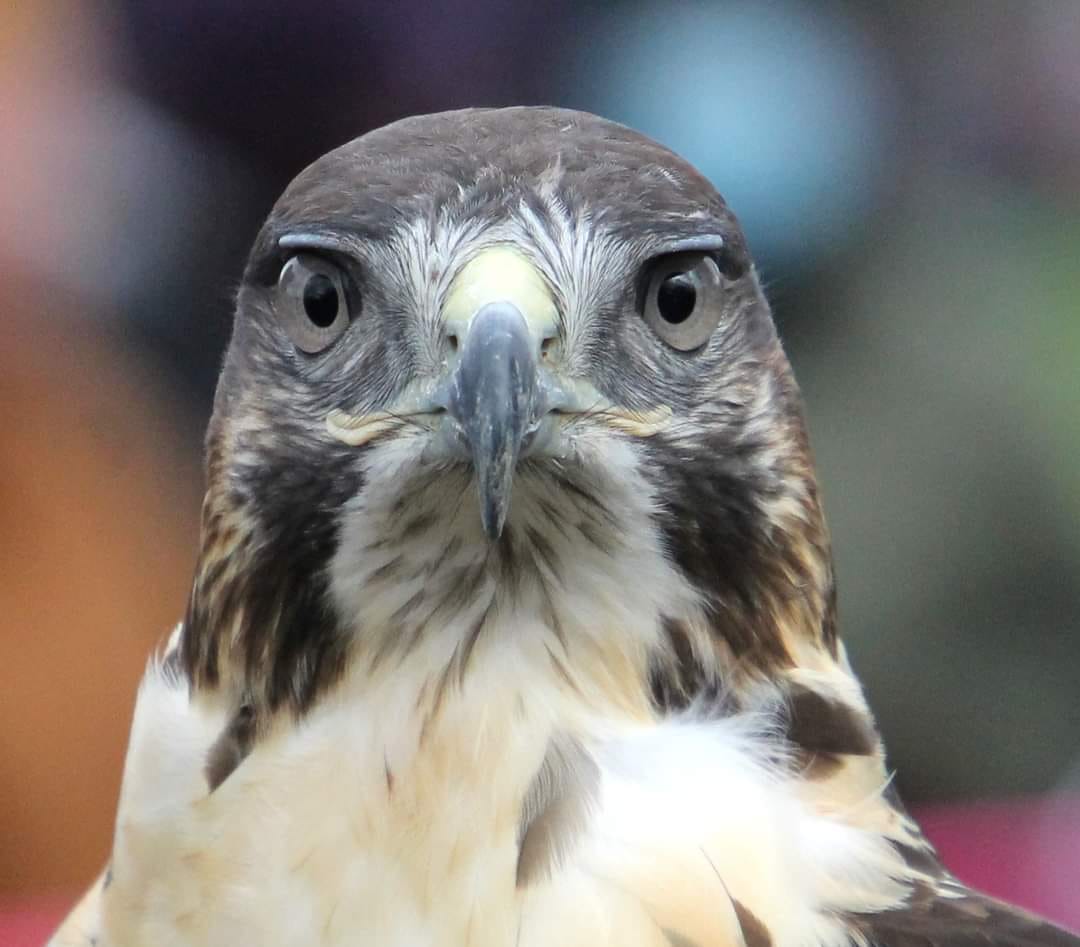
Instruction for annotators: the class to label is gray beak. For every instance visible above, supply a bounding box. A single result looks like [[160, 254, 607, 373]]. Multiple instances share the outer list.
[[445, 302, 543, 540]]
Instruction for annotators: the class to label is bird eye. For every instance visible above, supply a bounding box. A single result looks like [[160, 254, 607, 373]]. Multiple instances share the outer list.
[[277, 253, 353, 353], [642, 252, 725, 351]]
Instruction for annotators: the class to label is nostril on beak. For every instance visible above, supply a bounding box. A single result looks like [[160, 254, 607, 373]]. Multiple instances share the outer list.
[[540, 331, 558, 362], [446, 332, 460, 355]]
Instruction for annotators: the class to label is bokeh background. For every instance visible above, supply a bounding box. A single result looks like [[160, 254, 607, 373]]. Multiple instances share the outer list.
[[2, 0, 1078, 935]]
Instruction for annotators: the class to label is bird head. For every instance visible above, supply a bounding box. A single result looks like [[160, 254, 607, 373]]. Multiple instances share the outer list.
[[182, 108, 835, 717]]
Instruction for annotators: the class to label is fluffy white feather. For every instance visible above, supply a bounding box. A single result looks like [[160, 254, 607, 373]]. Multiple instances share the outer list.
[[84, 648, 910, 947]]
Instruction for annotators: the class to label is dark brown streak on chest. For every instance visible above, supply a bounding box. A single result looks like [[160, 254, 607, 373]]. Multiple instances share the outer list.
[[205, 703, 257, 791], [783, 682, 878, 758]]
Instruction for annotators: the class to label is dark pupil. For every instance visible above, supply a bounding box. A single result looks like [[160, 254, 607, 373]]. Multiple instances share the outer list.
[[302, 274, 339, 328], [656, 273, 697, 324]]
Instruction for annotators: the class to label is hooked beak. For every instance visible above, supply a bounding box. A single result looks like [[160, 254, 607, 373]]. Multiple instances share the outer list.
[[433, 247, 562, 540], [444, 301, 544, 540]]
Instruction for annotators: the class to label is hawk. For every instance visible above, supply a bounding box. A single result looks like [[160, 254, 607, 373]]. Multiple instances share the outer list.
[[52, 107, 1078, 947]]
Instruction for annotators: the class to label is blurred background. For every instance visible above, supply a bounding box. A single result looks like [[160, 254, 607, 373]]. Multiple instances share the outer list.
[[2, 0, 1078, 936]]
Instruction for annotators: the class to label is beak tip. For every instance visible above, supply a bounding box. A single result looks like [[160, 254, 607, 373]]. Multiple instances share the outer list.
[[479, 486, 510, 541], [481, 509, 505, 539]]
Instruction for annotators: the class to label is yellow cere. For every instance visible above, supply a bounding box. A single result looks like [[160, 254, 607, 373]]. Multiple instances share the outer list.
[[441, 246, 558, 343]]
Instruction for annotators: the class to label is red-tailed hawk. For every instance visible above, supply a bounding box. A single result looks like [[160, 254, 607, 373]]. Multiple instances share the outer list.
[[52, 107, 1078, 947]]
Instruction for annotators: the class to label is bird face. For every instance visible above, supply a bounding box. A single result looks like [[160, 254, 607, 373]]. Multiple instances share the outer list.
[[265, 220, 754, 542], [184, 108, 832, 716], [227, 117, 768, 535]]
